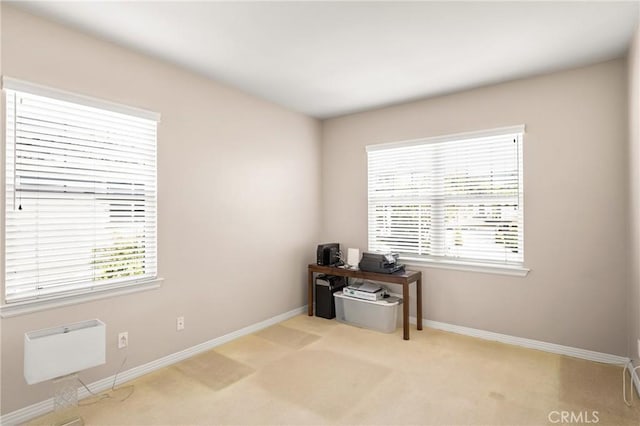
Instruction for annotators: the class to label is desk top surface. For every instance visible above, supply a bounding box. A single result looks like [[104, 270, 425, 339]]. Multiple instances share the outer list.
[[308, 263, 421, 283]]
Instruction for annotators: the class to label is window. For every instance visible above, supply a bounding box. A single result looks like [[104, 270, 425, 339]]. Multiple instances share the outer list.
[[367, 126, 524, 271], [3, 78, 160, 304]]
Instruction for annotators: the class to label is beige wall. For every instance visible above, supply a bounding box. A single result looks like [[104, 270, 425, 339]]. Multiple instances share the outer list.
[[0, 3, 636, 417], [0, 6, 321, 413], [322, 60, 629, 356], [628, 24, 640, 363]]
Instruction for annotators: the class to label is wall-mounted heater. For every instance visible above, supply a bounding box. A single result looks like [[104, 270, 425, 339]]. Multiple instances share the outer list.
[[24, 319, 106, 384]]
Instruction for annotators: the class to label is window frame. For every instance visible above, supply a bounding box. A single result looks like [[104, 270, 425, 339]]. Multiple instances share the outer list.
[[1, 77, 163, 316], [366, 125, 529, 277]]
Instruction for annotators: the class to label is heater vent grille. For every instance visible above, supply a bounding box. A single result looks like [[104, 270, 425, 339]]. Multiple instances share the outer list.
[[24, 319, 106, 384]]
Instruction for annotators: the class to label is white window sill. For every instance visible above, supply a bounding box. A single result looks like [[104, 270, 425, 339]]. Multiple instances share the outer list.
[[401, 258, 530, 277], [0, 278, 164, 318]]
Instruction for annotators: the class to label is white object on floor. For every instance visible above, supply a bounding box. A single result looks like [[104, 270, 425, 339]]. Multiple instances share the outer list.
[[334, 292, 402, 333]]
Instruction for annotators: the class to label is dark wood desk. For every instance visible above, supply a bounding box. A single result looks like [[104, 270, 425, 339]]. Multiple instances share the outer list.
[[307, 264, 422, 340]]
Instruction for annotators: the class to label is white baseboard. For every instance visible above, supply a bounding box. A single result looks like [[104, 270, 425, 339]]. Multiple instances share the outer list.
[[410, 316, 630, 365], [4, 308, 632, 425], [0, 306, 307, 426]]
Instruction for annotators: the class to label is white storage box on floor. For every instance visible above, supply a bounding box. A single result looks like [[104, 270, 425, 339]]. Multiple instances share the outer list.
[[334, 291, 402, 333]]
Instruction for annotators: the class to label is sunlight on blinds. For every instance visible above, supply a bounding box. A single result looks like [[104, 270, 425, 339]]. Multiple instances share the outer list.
[[367, 127, 524, 266], [4, 85, 158, 303]]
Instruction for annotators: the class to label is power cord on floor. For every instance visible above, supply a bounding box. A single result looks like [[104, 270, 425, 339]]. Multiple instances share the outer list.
[[77, 355, 134, 406], [622, 360, 640, 407]]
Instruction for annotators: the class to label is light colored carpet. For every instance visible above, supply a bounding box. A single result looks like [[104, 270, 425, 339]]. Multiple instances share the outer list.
[[28, 315, 640, 425]]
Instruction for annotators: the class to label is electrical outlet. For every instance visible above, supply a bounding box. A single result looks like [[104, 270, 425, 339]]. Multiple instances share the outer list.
[[176, 316, 185, 331], [118, 332, 128, 349]]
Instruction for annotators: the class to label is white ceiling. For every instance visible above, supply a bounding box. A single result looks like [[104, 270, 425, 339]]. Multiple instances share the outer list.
[[11, 1, 640, 119]]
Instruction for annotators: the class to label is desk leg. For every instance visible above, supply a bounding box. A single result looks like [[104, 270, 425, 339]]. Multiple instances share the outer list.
[[308, 269, 314, 316], [416, 278, 423, 331], [402, 283, 410, 340]]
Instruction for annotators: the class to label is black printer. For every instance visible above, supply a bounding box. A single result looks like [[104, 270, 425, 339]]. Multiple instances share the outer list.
[[359, 252, 405, 274]]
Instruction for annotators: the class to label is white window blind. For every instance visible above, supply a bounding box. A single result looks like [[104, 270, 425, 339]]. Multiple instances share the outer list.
[[4, 80, 159, 303], [367, 126, 524, 267]]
